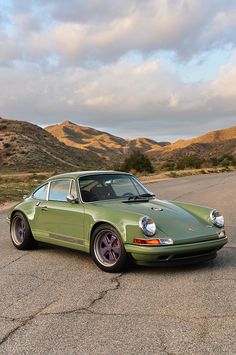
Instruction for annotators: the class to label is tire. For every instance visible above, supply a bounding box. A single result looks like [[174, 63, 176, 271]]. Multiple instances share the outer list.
[[91, 223, 128, 273], [10, 212, 36, 250]]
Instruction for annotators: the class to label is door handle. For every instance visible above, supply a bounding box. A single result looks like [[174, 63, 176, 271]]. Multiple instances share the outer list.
[[41, 206, 48, 211]]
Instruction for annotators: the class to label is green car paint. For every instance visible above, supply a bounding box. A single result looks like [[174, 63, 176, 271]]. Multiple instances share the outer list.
[[7, 171, 227, 267]]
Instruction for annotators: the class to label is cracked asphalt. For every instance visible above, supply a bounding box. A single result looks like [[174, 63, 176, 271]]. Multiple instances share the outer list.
[[0, 172, 235, 355]]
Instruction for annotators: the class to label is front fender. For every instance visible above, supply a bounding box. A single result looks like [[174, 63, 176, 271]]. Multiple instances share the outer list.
[[83, 204, 144, 248]]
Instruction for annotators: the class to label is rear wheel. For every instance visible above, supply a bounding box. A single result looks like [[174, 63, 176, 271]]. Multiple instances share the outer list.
[[10, 212, 36, 250], [91, 224, 128, 272]]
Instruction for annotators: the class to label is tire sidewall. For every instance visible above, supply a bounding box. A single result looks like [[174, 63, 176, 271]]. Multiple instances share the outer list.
[[91, 223, 127, 272], [10, 212, 35, 250]]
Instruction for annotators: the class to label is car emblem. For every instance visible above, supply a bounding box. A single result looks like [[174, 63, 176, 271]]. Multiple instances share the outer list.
[[188, 227, 195, 232], [151, 207, 163, 211]]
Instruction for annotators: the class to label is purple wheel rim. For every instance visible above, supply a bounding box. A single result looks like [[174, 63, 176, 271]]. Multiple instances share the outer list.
[[11, 216, 26, 245], [94, 229, 121, 267]]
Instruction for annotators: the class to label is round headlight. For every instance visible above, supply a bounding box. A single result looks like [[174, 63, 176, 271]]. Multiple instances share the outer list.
[[210, 209, 224, 228], [139, 216, 156, 236]]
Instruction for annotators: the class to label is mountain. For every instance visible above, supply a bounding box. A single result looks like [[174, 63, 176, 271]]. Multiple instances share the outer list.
[[46, 120, 236, 163], [45, 121, 170, 159], [1, 117, 236, 173], [0, 118, 106, 172], [150, 125, 236, 154], [46, 121, 127, 159], [148, 125, 236, 161]]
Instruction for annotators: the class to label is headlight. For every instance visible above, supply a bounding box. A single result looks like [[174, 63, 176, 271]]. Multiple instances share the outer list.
[[139, 216, 156, 236], [210, 209, 224, 228]]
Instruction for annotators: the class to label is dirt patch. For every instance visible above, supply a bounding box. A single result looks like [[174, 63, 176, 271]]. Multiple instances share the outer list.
[[0, 201, 18, 212]]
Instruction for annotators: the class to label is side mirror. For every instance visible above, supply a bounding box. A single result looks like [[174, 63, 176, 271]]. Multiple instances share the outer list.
[[67, 194, 78, 203]]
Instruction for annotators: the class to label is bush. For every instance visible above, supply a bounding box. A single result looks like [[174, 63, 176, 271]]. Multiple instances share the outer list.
[[176, 155, 204, 169], [168, 171, 178, 178], [209, 157, 219, 167], [162, 160, 175, 171], [120, 150, 154, 173]]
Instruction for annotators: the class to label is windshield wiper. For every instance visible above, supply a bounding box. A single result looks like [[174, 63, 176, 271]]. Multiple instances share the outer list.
[[122, 194, 153, 203], [138, 193, 155, 198]]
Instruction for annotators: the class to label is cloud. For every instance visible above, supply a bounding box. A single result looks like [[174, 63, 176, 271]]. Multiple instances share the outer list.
[[1, 59, 236, 140], [0, 1, 236, 141], [1, 0, 236, 65]]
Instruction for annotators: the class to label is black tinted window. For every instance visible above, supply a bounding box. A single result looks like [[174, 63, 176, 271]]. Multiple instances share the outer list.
[[79, 174, 149, 202]]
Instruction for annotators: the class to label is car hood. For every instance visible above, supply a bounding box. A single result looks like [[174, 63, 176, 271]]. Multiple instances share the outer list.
[[92, 198, 220, 244]]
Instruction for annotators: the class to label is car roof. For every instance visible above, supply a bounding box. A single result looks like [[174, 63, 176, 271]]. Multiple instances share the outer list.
[[46, 170, 131, 181]]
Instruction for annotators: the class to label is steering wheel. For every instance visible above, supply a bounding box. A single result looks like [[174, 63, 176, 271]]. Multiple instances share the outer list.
[[122, 192, 134, 197]]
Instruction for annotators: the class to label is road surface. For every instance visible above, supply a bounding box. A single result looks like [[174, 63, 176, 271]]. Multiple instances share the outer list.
[[0, 172, 235, 354]]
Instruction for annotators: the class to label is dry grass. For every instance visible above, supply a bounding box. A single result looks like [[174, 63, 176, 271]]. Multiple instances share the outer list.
[[1, 166, 235, 207], [0, 172, 50, 204], [139, 166, 236, 183]]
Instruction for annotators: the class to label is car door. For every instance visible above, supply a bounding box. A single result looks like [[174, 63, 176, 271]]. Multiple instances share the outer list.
[[34, 179, 85, 250]]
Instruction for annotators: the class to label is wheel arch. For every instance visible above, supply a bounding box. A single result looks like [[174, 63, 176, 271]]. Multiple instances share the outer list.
[[89, 221, 122, 253], [10, 209, 28, 221], [10, 210, 33, 233]]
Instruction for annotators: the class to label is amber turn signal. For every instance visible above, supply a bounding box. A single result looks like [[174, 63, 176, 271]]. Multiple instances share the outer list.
[[133, 238, 173, 246], [133, 238, 161, 245]]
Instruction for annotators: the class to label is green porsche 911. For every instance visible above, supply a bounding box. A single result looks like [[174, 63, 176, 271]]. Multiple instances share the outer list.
[[7, 171, 227, 272]]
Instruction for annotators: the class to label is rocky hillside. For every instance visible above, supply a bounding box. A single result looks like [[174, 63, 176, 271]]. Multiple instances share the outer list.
[[1, 117, 236, 172], [0, 118, 105, 172], [148, 125, 236, 162], [46, 120, 236, 163], [46, 121, 170, 159]]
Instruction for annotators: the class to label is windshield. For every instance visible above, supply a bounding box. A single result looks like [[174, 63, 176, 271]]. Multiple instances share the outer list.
[[79, 174, 153, 202]]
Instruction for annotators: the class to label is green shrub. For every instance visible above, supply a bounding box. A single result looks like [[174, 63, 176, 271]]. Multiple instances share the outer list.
[[168, 171, 178, 178], [176, 155, 204, 169], [162, 160, 175, 171], [120, 150, 154, 173]]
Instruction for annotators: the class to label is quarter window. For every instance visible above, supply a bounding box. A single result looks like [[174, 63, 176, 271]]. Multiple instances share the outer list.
[[33, 183, 48, 200], [49, 180, 71, 202]]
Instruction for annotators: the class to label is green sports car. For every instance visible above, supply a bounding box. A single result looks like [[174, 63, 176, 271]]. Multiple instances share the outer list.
[[7, 171, 227, 272]]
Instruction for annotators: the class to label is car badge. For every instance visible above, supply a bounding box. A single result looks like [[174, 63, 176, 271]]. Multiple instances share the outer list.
[[151, 207, 163, 211], [188, 227, 195, 232]]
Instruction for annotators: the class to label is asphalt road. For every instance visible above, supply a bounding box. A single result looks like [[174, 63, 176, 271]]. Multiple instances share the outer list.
[[0, 172, 235, 355]]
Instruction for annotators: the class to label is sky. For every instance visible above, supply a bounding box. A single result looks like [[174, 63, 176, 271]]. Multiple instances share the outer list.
[[0, 0, 236, 142]]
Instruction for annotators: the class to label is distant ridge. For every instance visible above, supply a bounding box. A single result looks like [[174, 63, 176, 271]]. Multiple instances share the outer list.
[[46, 120, 236, 162], [0, 118, 106, 172], [1, 117, 236, 172], [46, 120, 168, 159]]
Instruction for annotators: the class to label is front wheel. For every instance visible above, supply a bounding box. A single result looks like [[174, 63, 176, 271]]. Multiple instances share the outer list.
[[10, 212, 36, 250], [91, 224, 128, 272]]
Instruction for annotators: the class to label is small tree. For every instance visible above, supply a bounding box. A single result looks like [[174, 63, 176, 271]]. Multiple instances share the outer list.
[[120, 150, 154, 173], [176, 155, 204, 170]]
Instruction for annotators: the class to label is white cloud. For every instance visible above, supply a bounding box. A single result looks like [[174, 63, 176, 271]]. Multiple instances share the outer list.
[[1, 0, 236, 64], [0, 0, 236, 141], [1, 59, 236, 140]]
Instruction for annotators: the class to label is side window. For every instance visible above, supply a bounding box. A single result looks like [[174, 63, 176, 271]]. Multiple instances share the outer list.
[[33, 183, 48, 200], [70, 180, 77, 197], [49, 180, 71, 202]]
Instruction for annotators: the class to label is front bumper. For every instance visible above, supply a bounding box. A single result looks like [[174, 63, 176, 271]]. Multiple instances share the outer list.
[[125, 236, 228, 266]]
